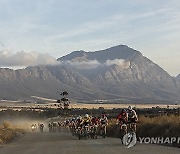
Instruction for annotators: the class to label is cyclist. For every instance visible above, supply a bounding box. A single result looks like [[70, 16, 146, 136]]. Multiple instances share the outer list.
[[116, 109, 128, 137], [91, 116, 100, 126], [127, 106, 138, 132], [116, 109, 128, 126], [90, 116, 100, 139], [82, 114, 91, 126], [76, 116, 83, 127], [39, 123, 44, 133], [99, 114, 108, 136]]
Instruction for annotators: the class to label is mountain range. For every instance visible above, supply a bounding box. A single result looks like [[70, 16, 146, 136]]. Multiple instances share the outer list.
[[0, 45, 180, 104]]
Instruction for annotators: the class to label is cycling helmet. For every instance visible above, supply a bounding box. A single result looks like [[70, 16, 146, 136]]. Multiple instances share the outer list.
[[128, 106, 132, 110], [102, 114, 105, 117], [85, 114, 89, 118], [79, 116, 82, 119]]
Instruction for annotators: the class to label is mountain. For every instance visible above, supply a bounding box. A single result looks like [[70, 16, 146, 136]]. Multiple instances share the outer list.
[[0, 45, 180, 103], [175, 74, 180, 90], [58, 45, 180, 102], [58, 45, 139, 62], [176, 74, 180, 80], [0, 66, 106, 100]]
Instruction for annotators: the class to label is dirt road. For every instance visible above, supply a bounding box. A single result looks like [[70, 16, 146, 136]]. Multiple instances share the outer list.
[[0, 132, 179, 154]]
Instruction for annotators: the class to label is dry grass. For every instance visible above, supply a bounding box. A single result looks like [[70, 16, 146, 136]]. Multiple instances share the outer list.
[[106, 115, 180, 147], [107, 115, 180, 138], [139, 115, 180, 125], [0, 121, 25, 144], [137, 115, 180, 138]]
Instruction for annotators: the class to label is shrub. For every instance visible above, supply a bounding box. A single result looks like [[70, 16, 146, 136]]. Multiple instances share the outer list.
[[0, 121, 25, 144], [107, 115, 180, 147]]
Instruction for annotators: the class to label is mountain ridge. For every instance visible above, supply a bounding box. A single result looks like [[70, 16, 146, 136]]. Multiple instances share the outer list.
[[58, 45, 141, 63], [0, 45, 180, 103]]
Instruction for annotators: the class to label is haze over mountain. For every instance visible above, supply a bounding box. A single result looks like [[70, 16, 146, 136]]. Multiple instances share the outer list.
[[0, 45, 179, 104]]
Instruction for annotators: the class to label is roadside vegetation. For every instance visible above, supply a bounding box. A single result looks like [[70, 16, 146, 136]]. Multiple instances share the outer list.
[[137, 115, 180, 138], [107, 115, 180, 147], [0, 121, 25, 144], [0, 107, 179, 147]]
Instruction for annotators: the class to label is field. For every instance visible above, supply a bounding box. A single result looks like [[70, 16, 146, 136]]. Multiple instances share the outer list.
[[1, 100, 180, 110], [71, 103, 180, 109]]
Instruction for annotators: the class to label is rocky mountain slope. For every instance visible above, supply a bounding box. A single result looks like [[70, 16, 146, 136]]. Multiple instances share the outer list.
[[176, 74, 180, 81], [175, 74, 180, 91], [0, 45, 179, 103]]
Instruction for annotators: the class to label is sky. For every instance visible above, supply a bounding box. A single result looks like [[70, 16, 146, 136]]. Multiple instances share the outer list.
[[0, 0, 180, 76]]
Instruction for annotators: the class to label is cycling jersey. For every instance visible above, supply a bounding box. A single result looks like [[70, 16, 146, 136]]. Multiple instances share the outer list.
[[100, 117, 108, 125], [127, 109, 137, 119], [91, 117, 99, 125], [127, 109, 138, 123], [117, 112, 128, 124], [82, 117, 91, 126], [83, 117, 91, 122]]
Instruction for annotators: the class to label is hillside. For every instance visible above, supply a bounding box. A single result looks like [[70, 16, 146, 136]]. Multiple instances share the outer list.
[[0, 45, 179, 103]]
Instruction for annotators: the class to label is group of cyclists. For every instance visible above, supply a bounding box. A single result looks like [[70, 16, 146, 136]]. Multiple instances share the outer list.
[[116, 106, 138, 133], [30, 106, 138, 140], [68, 113, 108, 139], [31, 123, 44, 132], [65, 106, 138, 140]]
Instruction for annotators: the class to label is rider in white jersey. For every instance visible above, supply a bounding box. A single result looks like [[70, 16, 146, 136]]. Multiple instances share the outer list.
[[127, 106, 138, 132]]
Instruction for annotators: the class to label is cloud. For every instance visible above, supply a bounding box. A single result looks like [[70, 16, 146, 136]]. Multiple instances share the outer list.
[[0, 0, 179, 75], [63, 60, 101, 69], [105, 59, 129, 67], [62, 59, 130, 69], [0, 50, 58, 67]]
